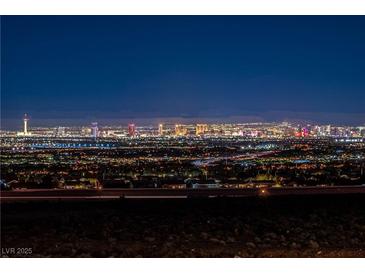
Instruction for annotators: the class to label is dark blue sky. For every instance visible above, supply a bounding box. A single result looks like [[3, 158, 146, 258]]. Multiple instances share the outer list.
[[1, 16, 365, 128]]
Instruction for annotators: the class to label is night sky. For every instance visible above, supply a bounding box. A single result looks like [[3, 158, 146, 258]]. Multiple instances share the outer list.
[[2, 16, 365, 128]]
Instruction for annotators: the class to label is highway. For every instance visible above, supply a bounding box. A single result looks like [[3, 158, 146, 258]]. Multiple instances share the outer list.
[[1, 185, 365, 201]]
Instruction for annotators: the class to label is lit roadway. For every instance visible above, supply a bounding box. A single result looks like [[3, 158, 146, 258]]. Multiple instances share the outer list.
[[1, 186, 365, 202], [192, 150, 277, 166]]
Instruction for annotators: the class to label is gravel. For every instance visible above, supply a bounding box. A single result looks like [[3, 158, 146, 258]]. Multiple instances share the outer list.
[[2, 194, 365, 257]]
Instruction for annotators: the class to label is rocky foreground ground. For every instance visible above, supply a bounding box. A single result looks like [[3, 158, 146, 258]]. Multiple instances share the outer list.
[[2, 194, 365, 257]]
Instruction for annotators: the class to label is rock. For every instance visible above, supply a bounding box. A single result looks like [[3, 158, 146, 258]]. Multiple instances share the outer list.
[[145, 237, 155, 242], [266, 232, 277, 239], [308, 240, 320, 249], [254, 236, 262, 243], [226, 236, 236, 243], [209, 237, 220, 243], [201, 232, 209, 240], [209, 238, 225, 245], [165, 242, 173, 247], [108, 237, 117, 243], [187, 233, 194, 240], [246, 242, 256, 249], [350, 238, 359, 245]]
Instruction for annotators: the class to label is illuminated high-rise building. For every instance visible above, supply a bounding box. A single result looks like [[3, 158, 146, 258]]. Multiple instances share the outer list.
[[128, 123, 136, 137], [301, 127, 309, 137], [175, 124, 187, 136], [91, 122, 98, 138], [325, 125, 331, 136], [56, 126, 66, 137], [196, 124, 208, 135], [158, 124, 164, 136], [17, 114, 32, 136], [23, 113, 29, 135]]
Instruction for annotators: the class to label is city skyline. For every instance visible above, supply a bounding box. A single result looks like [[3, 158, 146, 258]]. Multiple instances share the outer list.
[[3, 112, 364, 140], [2, 111, 365, 130], [2, 16, 365, 129], [4, 112, 365, 127]]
